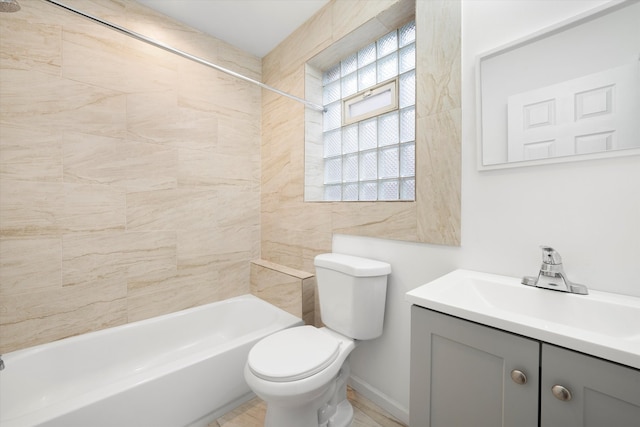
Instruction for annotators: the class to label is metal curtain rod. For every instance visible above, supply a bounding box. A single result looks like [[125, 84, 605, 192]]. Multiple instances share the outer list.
[[42, 0, 326, 112]]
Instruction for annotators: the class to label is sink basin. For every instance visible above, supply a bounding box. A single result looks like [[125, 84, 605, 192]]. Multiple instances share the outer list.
[[406, 269, 640, 369]]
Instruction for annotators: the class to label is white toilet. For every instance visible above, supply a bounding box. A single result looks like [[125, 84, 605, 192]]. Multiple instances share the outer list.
[[244, 253, 391, 427]]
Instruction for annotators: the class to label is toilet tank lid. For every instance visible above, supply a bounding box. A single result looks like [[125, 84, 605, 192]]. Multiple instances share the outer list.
[[314, 253, 391, 277]]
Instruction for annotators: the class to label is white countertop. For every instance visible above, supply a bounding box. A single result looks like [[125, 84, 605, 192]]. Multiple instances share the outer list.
[[406, 269, 640, 370]]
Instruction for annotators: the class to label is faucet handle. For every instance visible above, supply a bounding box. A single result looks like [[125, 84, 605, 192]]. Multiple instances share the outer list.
[[540, 246, 562, 265]]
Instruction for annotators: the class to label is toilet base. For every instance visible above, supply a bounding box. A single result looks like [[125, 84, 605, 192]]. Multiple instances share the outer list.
[[320, 400, 353, 427], [263, 360, 354, 427], [263, 392, 354, 427]]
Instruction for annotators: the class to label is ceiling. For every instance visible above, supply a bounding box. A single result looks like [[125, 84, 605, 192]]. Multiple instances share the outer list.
[[137, 0, 330, 58]]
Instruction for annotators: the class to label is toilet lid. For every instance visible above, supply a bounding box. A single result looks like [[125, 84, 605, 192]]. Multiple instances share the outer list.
[[248, 326, 341, 382]]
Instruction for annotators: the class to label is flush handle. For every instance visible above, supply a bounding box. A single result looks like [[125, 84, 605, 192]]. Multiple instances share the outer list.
[[510, 369, 527, 385], [551, 384, 573, 401]]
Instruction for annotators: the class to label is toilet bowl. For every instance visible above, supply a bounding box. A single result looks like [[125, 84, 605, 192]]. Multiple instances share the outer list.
[[244, 253, 391, 427], [244, 326, 355, 427]]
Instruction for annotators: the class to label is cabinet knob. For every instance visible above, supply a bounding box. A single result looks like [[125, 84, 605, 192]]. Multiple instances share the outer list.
[[510, 369, 527, 385], [551, 384, 572, 401]]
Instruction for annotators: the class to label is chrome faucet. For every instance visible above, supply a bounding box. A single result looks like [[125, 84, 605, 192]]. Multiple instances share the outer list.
[[0, 355, 4, 371], [522, 246, 588, 295]]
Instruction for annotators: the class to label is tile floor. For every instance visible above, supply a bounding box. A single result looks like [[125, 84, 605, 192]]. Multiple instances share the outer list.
[[210, 387, 407, 427]]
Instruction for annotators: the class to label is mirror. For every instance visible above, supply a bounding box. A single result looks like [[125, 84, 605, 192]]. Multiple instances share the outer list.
[[477, 0, 640, 170]]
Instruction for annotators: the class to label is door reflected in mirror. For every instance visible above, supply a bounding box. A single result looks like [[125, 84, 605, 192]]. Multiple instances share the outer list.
[[477, 0, 640, 170]]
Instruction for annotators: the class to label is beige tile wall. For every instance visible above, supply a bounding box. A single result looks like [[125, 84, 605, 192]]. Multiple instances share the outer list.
[[0, 0, 460, 354], [0, 0, 261, 353], [250, 260, 315, 326], [261, 0, 461, 273]]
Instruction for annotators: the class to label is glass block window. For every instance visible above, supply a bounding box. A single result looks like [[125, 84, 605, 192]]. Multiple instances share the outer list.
[[322, 21, 416, 201]]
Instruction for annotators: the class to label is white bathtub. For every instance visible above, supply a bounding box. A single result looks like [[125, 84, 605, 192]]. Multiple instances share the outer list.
[[0, 294, 302, 427]]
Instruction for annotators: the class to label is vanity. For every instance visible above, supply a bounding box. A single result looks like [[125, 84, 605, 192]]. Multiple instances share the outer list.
[[406, 269, 640, 427]]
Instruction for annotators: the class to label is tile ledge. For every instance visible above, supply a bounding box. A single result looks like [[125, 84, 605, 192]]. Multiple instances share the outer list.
[[251, 259, 314, 280]]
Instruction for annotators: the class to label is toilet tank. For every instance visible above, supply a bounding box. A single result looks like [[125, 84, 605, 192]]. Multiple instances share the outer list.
[[314, 253, 391, 340]]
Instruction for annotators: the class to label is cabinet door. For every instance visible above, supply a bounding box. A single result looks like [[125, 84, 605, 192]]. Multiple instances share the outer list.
[[541, 344, 640, 427], [410, 306, 539, 427]]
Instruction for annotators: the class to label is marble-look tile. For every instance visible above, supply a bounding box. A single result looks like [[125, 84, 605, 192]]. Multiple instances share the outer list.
[[179, 69, 261, 120], [261, 0, 462, 277], [301, 276, 317, 326], [0, 180, 125, 237], [304, 65, 325, 200], [123, 41, 179, 93], [0, 280, 127, 353], [178, 148, 258, 190], [61, 183, 126, 233], [252, 259, 314, 281], [126, 188, 220, 231], [0, 237, 62, 294], [216, 41, 262, 82], [0, 13, 61, 76], [62, 231, 176, 288], [250, 260, 314, 320], [332, 201, 418, 242], [262, 3, 332, 83], [61, 22, 131, 92], [177, 249, 253, 302], [416, 109, 462, 246], [0, 180, 63, 236], [0, 68, 127, 138], [126, 271, 218, 323], [377, 0, 417, 32], [126, 254, 251, 324], [262, 196, 332, 234], [331, 0, 400, 44], [214, 189, 261, 230], [260, 228, 331, 276], [126, 90, 183, 145], [175, 101, 221, 151], [213, 257, 253, 300], [259, 241, 305, 274], [63, 132, 177, 192], [125, 233, 253, 322], [124, 0, 200, 45], [59, 0, 128, 23], [0, 0, 261, 352], [415, 0, 462, 117], [0, 125, 63, 182], [178, 227, 258, 269], [132, 10, 262, 84]]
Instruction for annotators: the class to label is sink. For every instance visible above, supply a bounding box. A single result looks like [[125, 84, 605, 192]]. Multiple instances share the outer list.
[[406, 269, 640, 369]]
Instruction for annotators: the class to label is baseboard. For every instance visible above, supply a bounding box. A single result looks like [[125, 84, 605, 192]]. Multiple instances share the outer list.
[[348, 374, 409, 425]]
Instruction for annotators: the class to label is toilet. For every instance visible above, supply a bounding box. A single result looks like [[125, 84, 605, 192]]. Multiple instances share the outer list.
[[244, 253, 391, 427]]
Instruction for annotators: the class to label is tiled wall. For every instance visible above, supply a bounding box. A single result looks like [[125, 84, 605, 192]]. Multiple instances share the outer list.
[[0, 0, 261, 353], [261, 0, 461, 273], [250, 260, 315, 326]]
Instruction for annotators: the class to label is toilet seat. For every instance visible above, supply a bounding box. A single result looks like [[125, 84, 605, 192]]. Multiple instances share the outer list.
[[248, 326, 341, 382]]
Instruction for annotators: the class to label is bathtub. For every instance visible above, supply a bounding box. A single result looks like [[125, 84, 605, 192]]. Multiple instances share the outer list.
[[0, 294, 302, 427]]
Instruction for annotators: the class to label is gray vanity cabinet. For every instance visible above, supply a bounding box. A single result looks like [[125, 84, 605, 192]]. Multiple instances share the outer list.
[[410, 305, 640, 427], [410, 306, 539, 427], [540, 343, 640, 427]]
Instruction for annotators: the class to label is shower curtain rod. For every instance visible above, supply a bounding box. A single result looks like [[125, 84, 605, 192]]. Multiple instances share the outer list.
[[42, 0, 327, 112]]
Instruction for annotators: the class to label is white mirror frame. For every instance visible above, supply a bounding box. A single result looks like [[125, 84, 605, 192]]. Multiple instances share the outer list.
[[476, 0, 640, 171]]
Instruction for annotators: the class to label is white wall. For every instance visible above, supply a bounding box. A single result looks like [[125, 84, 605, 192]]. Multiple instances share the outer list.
[[337, 1, 640, 423], [336, 234, 459, 423]]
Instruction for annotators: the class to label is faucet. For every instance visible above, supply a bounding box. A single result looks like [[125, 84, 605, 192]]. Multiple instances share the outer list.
[[522, 246, 588, 295], [0, 355, 4, 371]]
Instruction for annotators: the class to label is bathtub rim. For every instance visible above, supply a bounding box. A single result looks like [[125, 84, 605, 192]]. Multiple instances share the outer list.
[[0, 294, 303, 426]]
